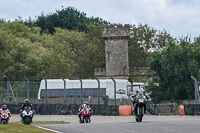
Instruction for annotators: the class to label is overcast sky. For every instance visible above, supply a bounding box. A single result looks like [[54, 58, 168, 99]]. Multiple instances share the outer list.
[[0, 0, 200, 39]]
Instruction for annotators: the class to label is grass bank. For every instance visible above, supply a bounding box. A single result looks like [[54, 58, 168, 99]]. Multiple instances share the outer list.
[[0, 121, 69, 133]]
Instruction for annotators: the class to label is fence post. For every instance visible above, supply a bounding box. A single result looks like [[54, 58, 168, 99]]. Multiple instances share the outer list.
[[127, 78, 134, 105], [198, 81, 200, 104], [4, 75, 10, 103], [24, 76, 29, 99], [95, 77, 100, 106], [95, 77, 100, 115], [191, 76, 198, 104], [77, 77, 82, 104], [128, 78, 133, 92], [61, 77, 66, 105], [42, 77, 47, 105], [111, 77, 116, 106]]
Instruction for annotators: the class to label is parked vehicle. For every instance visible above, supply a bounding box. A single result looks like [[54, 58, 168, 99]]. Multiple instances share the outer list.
[[80, 106, 92, 123], [21, 106, 33, 124], [38, 79, 144, 99], [133, 92, 147, 122], [116, 89, 126, 94], [0, 110, 10, 124]]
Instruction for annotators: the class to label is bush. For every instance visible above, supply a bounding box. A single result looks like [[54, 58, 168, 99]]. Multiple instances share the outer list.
[[102, 95, 109, 105]]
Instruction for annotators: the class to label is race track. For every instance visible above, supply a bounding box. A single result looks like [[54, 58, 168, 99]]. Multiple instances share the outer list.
[[10, 115, 200, 133], [37, 121, 200, 133]]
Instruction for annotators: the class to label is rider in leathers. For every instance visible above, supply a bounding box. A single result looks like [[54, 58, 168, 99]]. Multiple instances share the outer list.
[[130, 87, 151, 114], [78, 101, 92, 123], [0, 105, 11, 124], [20, 99, 35, 123]]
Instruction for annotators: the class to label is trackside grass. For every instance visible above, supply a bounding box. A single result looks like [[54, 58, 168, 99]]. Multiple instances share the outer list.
[[0, 121, 69, 133]]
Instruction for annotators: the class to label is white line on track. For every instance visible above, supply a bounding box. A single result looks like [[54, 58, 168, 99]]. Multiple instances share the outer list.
[[36, 126, 62, 133]]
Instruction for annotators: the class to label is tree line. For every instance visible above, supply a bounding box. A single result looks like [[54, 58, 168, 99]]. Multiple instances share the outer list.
[[0, 6, 200, 102]]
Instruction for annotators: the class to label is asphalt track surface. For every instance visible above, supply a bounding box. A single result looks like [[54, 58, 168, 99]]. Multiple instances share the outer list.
[[10, 115, 200, 133], [37, 121, 200, 133]]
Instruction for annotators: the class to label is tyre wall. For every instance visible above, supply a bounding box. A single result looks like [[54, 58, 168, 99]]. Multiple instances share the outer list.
[[0, 103, 119, 115], [184, 104, 200, 115]]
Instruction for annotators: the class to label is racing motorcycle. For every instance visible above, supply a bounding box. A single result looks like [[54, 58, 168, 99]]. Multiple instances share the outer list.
[[21, 106, 33, 124], [0, 110, 10, 124], [80, 107, 92, 123], [133, 92, 147, 122]]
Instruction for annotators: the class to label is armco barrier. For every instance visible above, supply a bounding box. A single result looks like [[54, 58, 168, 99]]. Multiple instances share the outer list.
[[0, 103, 119, 115], [184, 104, 200, 115], [101, 105, 119, 116]]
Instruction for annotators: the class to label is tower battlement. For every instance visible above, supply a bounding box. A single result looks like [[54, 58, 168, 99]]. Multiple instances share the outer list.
[[94, 24, 130, 79], [102, 24, 130, 39]]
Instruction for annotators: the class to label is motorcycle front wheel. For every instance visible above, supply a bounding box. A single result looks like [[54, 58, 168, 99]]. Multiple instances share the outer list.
[[84, 118, 89, 123], [139, 106, 143, 122], [1, 120, 7, 124], [24, 117, 31, 124], [135, 117, 139, 122]]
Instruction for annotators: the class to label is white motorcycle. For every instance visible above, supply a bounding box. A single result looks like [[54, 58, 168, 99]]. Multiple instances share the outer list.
[[21, 106, 33, 124]]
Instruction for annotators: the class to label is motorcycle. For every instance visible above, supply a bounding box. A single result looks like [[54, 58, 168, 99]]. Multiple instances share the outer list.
[[0, 110, 10, 124], [133, 92, 147, 122], [80, 107, 92, 123], [21, 106, 33, 124]]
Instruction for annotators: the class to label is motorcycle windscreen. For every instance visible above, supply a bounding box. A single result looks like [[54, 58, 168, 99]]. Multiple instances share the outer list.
[[83, 107, 88, 112], [1, 111, 8, 118], [24, 106, 32, 113], [138, 93, 144, 98]]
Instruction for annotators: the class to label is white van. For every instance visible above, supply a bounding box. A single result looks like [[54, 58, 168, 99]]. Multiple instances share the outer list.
[[38, 79, 144, 99]]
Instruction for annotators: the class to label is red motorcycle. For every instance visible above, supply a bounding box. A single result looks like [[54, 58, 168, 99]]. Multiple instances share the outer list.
[[80, 106, 92, 123]]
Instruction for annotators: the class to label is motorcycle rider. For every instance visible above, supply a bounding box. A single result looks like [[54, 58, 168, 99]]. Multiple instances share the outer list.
[[0, 105, 11, 124], [78, 101, 92, 123], [20, 99, 35, 123], [130, 87, 151, 103], [130, 87, 151, 114]]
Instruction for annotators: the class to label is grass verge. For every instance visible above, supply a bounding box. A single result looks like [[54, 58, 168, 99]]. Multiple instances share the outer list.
[[0, 121, 69, 133]]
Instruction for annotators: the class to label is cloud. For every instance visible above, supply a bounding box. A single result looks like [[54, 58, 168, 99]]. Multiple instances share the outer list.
[[0, 0, 199, 39], [126, 0, 200, 38], [0, 0, 64, 21]]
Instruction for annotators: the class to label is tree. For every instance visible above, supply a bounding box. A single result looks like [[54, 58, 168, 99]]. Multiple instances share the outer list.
[[39, 28, 82, 78], [0, 21, 45, 80], [128, 24, 174, 67], [25, 6, 108, 34], [194, 36, 200, 46], [38, 26, 105, 79], [102, 95, 109, 105], [148, 41, 200, 102], [73, 24, 105, 78]]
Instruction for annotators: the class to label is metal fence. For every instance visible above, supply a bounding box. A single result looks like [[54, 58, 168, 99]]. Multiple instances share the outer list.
[[0, 77, 135, 106], [1, 77, 180, 115], [191, 76, 200, 104], [0, 80, 40, 103]]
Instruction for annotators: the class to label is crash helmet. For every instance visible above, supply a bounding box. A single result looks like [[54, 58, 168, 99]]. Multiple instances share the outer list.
[[138, 87, 144, 93], [2, 105, 7, 110], [82, 104, 87, 108], [24, 99, 30, 106], [83, 101, 88, 105]]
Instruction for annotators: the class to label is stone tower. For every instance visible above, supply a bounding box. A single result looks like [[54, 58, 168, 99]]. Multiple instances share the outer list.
[[95, 24, 130, 79]]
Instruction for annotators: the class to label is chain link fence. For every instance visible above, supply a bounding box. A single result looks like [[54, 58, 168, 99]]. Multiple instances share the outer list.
[[0, 80, 40, 103], [0, 78, 134, 115], [2, 78, 176, 115], [0, 78, 138, 106]]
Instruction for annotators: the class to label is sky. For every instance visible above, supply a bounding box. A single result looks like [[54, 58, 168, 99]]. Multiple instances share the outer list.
[[0, 0, 200, 39]]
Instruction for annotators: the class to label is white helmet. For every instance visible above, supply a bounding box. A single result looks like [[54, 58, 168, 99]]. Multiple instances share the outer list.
[[138, 87, 144, 93]]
